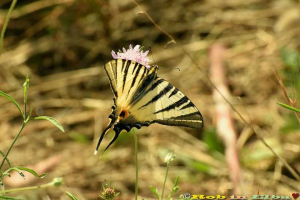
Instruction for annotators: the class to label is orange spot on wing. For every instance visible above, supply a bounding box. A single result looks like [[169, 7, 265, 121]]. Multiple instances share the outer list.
[[119, 109, 129, 119]]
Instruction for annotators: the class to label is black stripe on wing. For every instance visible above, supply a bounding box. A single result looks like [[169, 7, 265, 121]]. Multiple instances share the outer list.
[[143, 78, 164, 95], [127, 62, 142, 97], [180, 101, 195, 110], [104, 63, 118, 98], [121, 59, 126, 72], [169, 111, 202, 120], [122, 60, 132, 92], [154, 96, 189, 114], [139, 83, 173, 109], [132, 62, 139, 74], [138, 68, 148, 85], [153, 110, 203, 129], [153, 118, 202, 128], [169, 88, 179, 98], [130, 67, 158, 105], [154, 102, 204, 128]]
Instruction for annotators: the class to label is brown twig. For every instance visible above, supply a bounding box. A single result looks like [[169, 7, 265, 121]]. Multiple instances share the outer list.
[[131, 0, 300, 181]]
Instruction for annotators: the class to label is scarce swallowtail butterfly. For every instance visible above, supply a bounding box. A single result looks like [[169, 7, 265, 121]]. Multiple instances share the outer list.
[[95, 58, 203, 155]]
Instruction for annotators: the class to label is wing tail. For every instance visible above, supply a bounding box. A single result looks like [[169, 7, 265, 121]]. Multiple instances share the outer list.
[[102, 126, 121, 154], [94, 118, 115, 155]]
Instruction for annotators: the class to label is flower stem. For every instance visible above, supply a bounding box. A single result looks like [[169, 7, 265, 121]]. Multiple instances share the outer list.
[[0, 123, 26, 171], [0, 182, 53, 194], [161, 162, 170, 200], [133, 130, 138, 200]]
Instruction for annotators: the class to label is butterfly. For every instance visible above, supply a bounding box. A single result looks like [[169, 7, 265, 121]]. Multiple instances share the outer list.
[[95, 59, 203, 154]]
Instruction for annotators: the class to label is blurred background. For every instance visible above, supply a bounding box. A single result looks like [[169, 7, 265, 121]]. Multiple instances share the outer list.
[[0, 0, 300, 199]]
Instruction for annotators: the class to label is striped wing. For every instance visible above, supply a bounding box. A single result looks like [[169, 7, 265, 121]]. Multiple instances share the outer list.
[[104, 59, 157, 108], [129, 77, 203, 129], [96, 59, 203, 154]]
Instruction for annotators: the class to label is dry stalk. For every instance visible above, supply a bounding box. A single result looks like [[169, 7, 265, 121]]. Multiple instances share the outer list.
[[275, 72, 300, 123]]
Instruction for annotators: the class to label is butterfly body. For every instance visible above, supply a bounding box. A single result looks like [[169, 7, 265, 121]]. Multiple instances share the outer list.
[[95, 59, 203, 154]]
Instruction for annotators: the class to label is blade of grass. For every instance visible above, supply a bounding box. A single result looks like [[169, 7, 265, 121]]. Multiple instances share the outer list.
[[33, 116, 64, 132], [14, 166, 47, 178], [0, 92, 24, 120], [277, 102, 300, 113], [0, 0, 18, 57], [66, 192, 78, 200]]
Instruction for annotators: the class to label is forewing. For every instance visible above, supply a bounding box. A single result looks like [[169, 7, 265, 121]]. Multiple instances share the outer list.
[[104, 59, 150, 106]]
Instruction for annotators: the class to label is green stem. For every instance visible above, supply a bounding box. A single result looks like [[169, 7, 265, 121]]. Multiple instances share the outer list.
[[0, 0, 18, 57], [161, 162, 170, 200], [0, 182, 53, 194], [24, 102, 26, 120], [133, 130, 138, 200], [0, 123, 25, 171]]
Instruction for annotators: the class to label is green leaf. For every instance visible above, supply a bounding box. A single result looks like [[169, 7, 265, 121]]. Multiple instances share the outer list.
[[6, 167, 25, 179], [149, 186, 160, 199], [14, 166, 47, 178], [277, 102, 300, 113], [23, 76, 29, 105], [33, 116, 64, 132], [0, 150, 11, 168], [0, 91, 24, 119], [66, 192, 78, 200]]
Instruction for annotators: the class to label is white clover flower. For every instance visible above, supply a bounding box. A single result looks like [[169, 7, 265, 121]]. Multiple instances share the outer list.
[[164, 151, 176, 163], [111, 44, 151, 69]]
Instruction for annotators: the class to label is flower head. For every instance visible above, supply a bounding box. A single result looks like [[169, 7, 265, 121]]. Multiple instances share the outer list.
[[164, 151, 176, 163], [99, 181, 120, 200], [111, 44, 151, 69]]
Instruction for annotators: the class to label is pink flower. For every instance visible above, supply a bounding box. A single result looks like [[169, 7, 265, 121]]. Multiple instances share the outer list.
[[111, 45, 151, 69]]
